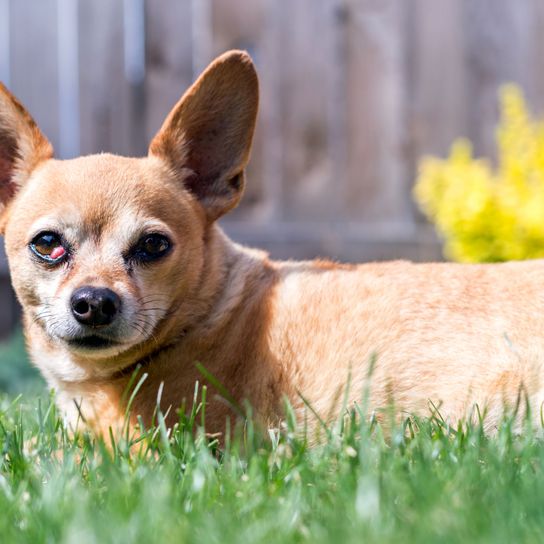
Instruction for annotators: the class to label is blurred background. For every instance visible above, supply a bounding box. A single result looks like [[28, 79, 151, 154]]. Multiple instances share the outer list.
[[0, 0, 544, 375]]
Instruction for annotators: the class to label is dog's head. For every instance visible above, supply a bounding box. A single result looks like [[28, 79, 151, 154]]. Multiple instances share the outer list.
[[0, 51, 258, 365]]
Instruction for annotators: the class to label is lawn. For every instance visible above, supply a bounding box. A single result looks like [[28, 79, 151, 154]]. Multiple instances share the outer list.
[[0, 334, 543, 543]]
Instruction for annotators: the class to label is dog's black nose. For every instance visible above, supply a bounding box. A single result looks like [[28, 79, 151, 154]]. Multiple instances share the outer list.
[[70, 287, 121, 327]]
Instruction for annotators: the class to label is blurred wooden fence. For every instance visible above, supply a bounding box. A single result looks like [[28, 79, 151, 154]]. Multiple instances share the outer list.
[[1, 0, 544, 335]]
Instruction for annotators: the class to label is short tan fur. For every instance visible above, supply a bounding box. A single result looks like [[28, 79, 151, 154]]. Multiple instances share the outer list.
[[0, 51, 542, 438]]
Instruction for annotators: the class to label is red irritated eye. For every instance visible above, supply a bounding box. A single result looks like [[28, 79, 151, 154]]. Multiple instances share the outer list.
[[50, 246, 66, 259], [30, 232, 68, 263]]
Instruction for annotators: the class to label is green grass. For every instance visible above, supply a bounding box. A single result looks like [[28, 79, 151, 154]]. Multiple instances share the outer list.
[[0, 336, 544, 543], [0, 330, 41, 394]]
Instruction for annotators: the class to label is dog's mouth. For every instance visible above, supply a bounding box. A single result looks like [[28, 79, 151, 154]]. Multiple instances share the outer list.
[[65, 335, 121, 350]]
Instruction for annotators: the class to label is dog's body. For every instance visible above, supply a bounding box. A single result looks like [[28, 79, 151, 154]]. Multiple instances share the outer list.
[[45, 248, 544, 436], [1, 51, 542, 437]]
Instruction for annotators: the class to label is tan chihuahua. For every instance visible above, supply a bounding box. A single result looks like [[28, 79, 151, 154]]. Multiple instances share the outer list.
[[0, 50, 542, 438]]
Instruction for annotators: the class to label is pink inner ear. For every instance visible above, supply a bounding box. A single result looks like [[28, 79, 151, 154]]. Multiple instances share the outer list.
[[50, 246, 66, 260]]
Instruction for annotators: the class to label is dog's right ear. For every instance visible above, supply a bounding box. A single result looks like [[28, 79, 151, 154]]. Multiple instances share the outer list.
[[0, 83, 53, 230]]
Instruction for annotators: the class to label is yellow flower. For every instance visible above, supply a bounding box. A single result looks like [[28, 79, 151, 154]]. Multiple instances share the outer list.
[[414, 85, 544, 262]]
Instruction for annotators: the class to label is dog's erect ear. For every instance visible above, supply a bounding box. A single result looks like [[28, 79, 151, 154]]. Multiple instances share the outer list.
[[149, 50, 259, 221], [0, 83, 53, 227]]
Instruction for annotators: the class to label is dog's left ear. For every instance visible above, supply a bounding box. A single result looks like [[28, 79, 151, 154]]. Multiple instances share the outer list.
[[149, 50, 259, 222], [0, 83, 53, 230]]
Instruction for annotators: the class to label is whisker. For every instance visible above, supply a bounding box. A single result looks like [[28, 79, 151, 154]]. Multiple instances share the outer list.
[[136, 294, 170, 303]]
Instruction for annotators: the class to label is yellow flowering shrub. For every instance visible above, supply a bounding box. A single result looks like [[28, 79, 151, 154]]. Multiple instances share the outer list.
[[414, 85, 544, 262]]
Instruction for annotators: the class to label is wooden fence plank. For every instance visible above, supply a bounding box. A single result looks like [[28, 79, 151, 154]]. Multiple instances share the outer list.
[[79, 0, 131, 156], [144, 0, 193, 145], [527, 0, 544, 116], [344, 0, 413, 228], [405, 0, 467, 159], [463, 0, 535, 159], [279, 0, 340, 222], [10, 0, 60, 151]]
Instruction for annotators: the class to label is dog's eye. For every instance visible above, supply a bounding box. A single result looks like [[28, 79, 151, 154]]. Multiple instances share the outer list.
[[132, 233, 171, 262], [30, 232, 68, 263]]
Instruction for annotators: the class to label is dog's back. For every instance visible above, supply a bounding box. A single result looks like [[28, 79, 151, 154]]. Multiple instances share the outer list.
[[268, 257, 544, 429]]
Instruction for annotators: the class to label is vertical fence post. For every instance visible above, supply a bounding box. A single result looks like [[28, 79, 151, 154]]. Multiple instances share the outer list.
[[326, 0, 349, 219], [191, 0, 212, 80], [123, 0, 146, 86], [123, 0, 147, 155], [0, 0, 10, 86], [0, 0, 14, 337], [260, 0, 284, 221], [57, 0, 80, 159]]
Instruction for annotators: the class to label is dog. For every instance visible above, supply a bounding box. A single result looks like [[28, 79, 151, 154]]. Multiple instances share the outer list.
[[0, 50, 542, 439]]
